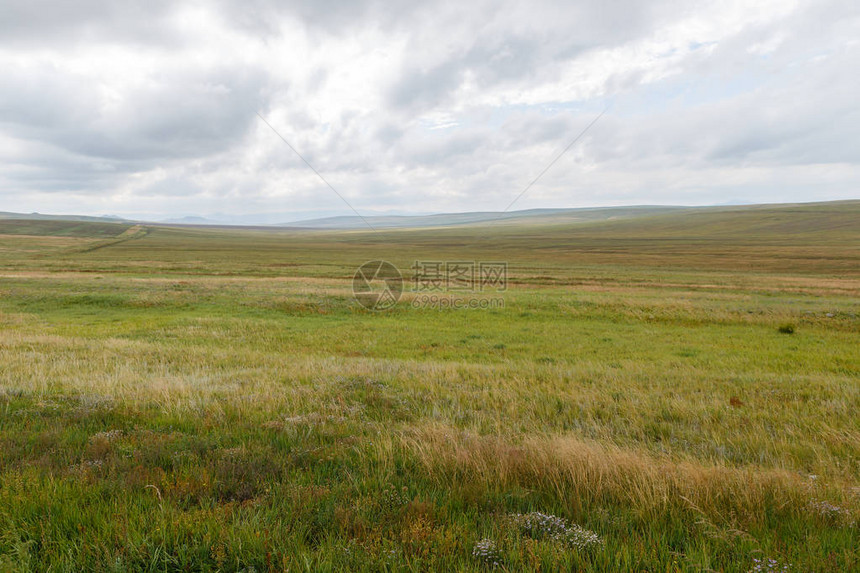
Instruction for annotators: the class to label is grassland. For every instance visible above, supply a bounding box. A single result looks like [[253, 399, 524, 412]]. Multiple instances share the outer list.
[[0, 201, 858, 571]]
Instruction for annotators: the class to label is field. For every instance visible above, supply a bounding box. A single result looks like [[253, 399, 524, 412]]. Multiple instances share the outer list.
[[0, 202, 858, 572]]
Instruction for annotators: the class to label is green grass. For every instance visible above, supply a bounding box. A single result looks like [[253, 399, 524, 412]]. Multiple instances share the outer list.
[[0, 202, 858, 571], [0, 219, 131, 238]]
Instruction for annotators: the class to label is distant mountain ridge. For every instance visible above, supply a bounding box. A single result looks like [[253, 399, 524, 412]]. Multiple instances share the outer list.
[[2, 206, 686, 229], [1, 201, 857, 231], [160, 216, 220, 225], [279, 206, 689, 229], [0, 211, 129, 223]]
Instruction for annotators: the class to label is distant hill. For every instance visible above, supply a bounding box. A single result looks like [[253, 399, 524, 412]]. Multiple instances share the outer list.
[[0, 211, 129, 224], [2, 201, 857, 237], [0, 218, 132, 238], [552, 200, 860, 244], [279, 206, 688, 229], [160, 216, 221, 225]]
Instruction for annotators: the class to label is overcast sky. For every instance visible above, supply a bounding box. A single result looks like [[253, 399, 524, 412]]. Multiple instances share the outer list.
[[1, 0, 857, 222]]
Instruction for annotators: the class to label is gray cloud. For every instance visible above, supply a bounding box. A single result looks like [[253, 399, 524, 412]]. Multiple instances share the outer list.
[[2, 64, 266, 159], [0, 0, 857, 218], [0, 1, 181, 47]]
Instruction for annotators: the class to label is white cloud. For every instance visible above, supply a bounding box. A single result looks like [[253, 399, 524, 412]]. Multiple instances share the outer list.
[[0, 0, 857, 221]]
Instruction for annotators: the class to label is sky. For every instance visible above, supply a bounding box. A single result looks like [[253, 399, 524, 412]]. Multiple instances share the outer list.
[[0, 0, 858, 223]]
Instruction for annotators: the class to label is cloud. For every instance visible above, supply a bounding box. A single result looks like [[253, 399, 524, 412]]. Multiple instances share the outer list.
[[0, 0, 857, 220], [0, 1, 181, 47], [1, 63, 265, 160]]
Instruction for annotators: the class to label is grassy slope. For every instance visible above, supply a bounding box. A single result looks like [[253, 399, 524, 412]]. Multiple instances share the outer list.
[[4, 200, 856, 277], [283, 205, 686, 229], [0, 219, 131, 238], [0, 201, 857, 571]]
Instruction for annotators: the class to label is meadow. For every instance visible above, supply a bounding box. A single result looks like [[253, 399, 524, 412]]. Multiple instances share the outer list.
[[0, 202, 858, 571]]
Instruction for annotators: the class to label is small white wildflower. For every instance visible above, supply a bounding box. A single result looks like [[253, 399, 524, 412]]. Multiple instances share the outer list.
[[807, 500, 856, 526], [509, 512, 603, 550], [748, 556, 792, 572], [472, 538, 501, 567], [89, 429, 122, 443], [558, 523, 604, 550]]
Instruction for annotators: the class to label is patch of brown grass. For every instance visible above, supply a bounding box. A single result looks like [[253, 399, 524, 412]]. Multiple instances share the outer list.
[[401, 424, 838, 526]]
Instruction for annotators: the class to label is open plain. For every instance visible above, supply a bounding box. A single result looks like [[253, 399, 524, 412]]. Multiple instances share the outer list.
[[0, 202, 858, 571]]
